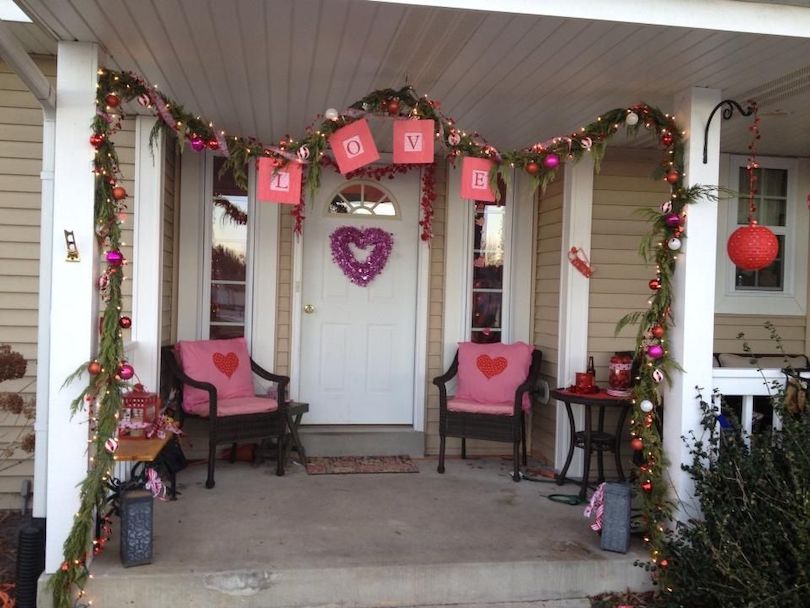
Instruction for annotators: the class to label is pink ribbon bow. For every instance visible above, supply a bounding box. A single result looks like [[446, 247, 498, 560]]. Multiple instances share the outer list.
[[583, 482, 606, 533], [144, 468, 166, 500]]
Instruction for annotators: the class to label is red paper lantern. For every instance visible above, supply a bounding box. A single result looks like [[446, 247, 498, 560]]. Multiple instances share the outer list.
[[727, 222, 779, 271]]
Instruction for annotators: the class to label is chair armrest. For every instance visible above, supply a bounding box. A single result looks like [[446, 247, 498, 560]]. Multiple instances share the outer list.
[[514, 349, 543, 414], [250, 358, 290, 405], [164, 349, 219, 418], [432, 352, 459, 388]]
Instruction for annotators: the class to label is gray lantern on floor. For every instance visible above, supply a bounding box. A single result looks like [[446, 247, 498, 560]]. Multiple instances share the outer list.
[[120, 489, 153, 567], [600, 482, 632, 553]]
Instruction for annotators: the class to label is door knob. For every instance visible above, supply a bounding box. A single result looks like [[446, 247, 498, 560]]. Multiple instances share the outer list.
[[304, 304, 316, 314]]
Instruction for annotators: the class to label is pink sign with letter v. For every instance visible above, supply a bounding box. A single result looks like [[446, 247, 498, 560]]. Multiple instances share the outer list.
[[256, 158, 302, 205], [393, 119, 435, 164], [329, 119, 380, 174], [460, 157, 496, 202]]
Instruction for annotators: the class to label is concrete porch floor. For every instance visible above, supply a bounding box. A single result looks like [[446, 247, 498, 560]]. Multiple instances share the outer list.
[[44, 455, 652, 608]]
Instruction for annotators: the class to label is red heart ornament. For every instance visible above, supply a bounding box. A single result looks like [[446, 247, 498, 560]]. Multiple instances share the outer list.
[[212, 352, 239, 378], [476, 355, 508, 379]]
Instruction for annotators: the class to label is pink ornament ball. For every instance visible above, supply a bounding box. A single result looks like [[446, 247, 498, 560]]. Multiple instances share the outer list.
[[106, 250, 124, 266], [664, 213, 681, 228], [647, 344, 665, 360], [190, 136, 205, 152], [117, 363, 135, 380], [543, 154, 560, 169]]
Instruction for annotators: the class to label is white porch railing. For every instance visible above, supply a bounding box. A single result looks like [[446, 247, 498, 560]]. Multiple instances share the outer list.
[[711, 367, 786, 435]]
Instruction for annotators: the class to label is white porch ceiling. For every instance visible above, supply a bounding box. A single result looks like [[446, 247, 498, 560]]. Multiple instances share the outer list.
[[12, 0, 810, 157]]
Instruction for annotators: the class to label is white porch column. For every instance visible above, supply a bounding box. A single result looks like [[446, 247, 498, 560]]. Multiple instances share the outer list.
[[555, 156, 595, 474], [131, 117, 164, 390], [45, 42, 98, 573], [664, 86, 722, 517]]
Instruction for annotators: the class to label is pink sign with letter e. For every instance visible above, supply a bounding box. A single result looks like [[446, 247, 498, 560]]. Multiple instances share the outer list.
[[256, 158, 302, 205], [460, 157, 496, 202], [393, 119, 434, 164], [329, 119, 380, 174]]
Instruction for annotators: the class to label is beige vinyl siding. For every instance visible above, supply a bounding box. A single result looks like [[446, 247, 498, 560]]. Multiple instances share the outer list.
[[714, 315, 806, 355], [112, 120, 136, 328], [531, 175, 564, 463], [0, 57, 53, 506], [275, 207, 294, 376], [587, 147, 669, 478], [423, 163, 447, 455], [161, 139, 180, 345], [589, 148, 669, 376]]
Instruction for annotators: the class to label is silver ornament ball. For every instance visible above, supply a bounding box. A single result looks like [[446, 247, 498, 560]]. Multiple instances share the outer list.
[[640, 399, 654, 413], [324, 108, 339, 121], [625, 111, 639, 126], [668, 237, 682, 251]]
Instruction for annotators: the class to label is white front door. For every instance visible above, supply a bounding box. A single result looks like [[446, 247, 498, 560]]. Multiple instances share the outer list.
[[299, 170, 420, 424]]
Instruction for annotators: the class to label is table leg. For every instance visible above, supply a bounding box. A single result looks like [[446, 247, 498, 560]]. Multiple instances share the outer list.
[[597, 405, 606, 484], [556, 400, 577, 486], [613, 402, 631, 482], [284, 412, 307, 463], [580, 404, 592, 501]]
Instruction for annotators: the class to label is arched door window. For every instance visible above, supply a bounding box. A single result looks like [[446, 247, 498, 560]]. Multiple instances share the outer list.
[[327, 181, 399, 218]]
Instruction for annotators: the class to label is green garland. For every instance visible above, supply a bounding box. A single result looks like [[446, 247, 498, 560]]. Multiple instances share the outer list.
[[50, 68, 705, 606]]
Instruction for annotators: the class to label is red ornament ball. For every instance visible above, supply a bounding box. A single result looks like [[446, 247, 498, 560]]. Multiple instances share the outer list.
[[660, 133, 674, 147], [658, 558, 670, 569], [640, 479, 654, 493], [665, 169, 680, 184], [386, 99, 401, 115], [648, 278, 661, 291], [112, 186, 128, 201], [630, 437, 644, 452], [88, 361, 102, 375], [90, 133, 105, 148], [206, 138, 220, 151], [525, 161, 540, 175], [119, 316, 132, 329], [727, 222, 779, 271], [104, 93, 120, 108], [651, 325, 665, 339]]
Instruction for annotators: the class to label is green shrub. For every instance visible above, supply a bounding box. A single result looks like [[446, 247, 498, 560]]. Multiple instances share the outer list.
[[659, 383, 810, 608]]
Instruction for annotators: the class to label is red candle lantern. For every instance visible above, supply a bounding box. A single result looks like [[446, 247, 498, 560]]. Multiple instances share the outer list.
[[121, 383, 160, 439], [607, 351, 633, 397]]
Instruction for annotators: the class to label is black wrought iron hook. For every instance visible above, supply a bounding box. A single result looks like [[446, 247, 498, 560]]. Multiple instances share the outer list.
[[703, 99, 756, 164]]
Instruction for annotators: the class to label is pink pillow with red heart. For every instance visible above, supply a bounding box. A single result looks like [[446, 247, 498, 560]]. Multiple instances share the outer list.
[[455, 341, 534, 406], [175, 337, 256, 411]]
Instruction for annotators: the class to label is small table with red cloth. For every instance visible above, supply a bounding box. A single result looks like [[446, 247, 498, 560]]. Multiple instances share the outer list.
[[550, 388, 633, 500]]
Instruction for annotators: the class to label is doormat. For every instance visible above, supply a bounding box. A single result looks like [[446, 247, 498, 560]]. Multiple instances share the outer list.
[[305, 455, 419, 475]]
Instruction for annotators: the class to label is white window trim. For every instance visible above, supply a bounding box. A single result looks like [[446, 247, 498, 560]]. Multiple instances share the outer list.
[[715, 154, 808, 316]]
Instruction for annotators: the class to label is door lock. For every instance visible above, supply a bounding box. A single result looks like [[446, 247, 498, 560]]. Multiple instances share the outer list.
[[304, 304, 316, 314]]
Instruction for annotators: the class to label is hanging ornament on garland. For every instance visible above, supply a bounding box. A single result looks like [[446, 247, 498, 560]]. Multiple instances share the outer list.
[[296, 146, 310, 161], [88, 361, 101, 376], [648, 278, 662, 291], [631, 437, 644, 451], [525, 161, 540, 175], [650, 325, 665, 339], [543, 154, 560, 169], [324, 107, 339, 121], [652, 368, 664, 384], [104, 93, 120, 108], [206, 138, 220, 151], [640, 399, 655, 413], [667, 237, 682, 251], [117, 362, 135, 380], [625, 110, 639, 126], [112, 186, 127, 201], [90, 133, 105, 148], [665, 169, 680, 184], [647, 344, 665, 359], [190, 135, 205, 152], [118, 316, 132, 329], [660, 132, 674, 147], [726, 104, 778, 271]]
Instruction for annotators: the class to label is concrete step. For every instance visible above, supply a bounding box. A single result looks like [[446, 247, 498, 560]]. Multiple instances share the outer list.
[[41, 557, 642, 607]]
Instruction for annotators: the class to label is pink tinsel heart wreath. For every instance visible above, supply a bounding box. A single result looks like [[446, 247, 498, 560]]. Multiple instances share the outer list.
[[329, 226, 394, 287]]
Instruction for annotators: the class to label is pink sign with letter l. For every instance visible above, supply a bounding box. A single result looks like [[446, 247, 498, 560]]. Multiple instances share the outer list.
[[256, 158, 302, 205], [460, 157, 496, 202]]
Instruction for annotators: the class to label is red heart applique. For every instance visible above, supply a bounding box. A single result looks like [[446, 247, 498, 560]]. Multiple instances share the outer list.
[[212, 352, 239, 378], [476, 355, 508, 379]]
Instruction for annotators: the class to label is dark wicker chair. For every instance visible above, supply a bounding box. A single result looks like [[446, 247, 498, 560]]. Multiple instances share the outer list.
[[160, 344, 289, 488], [433, 348, 543, 481]]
